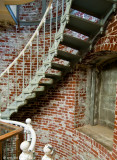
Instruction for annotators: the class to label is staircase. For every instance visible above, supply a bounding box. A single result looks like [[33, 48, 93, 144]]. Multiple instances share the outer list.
[[0, 0, 117, 119]]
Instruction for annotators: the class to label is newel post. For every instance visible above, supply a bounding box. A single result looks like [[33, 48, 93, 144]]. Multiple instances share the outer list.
[[42, 144, 56, 160]]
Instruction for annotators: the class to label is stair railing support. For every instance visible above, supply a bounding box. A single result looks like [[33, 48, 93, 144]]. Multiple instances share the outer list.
[[37, 30, 39, 71], [56, 0, 58, 33], [30, 43, 32, 82], [7, 70, 10, 106], [15, 61, 18, 98], [50, 4, 52, 48], [62, 0, 65, 16], [44, 17, 46, 57], [23, 52, 25, 89]]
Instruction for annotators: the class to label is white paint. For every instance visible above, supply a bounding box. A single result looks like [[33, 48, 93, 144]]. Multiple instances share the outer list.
[[42, 144, 55, 160], [19, 141, 33, 160]]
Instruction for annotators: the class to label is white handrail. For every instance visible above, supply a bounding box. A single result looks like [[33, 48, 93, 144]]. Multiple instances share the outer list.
[[0, 0, 53, 79], [0, 118, 36, 152]]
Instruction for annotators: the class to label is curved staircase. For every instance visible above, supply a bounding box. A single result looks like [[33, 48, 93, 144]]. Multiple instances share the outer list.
[[0, 0, 117, 119]]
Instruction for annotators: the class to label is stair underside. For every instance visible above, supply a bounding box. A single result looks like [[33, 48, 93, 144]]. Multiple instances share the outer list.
[[66, 15, 101, 37], [55, 50, 79, 62], [71, 0, 114, 18], [60, 34, 91, 51]]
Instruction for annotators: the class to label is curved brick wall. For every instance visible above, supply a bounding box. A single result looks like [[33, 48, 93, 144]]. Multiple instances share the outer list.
[[11, 12, 117, 160], [94, 13, 117, 52], [11, 66, 117, 160], [0, 1, 117, 160]]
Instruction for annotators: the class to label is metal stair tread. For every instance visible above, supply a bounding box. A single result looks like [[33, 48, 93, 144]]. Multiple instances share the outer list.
[[32, 86, 45, 92], [7, 105, 17, 109], [55, 50, 79, 62], [23, 84, 38, 94], [71, 0, 114, 18], [17, 100, 27, 106], [51, 62, 71, 71], [67, 14, 102, 37], [45, 73, 62, 79], [60, 34, 90, 51], [15, 97, 24, 102], [25, 93, 36, 100], [39, 78, 53, 86]]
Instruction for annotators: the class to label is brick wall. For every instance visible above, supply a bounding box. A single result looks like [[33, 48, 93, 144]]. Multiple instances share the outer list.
[[112, 90, 117, 160], [94, 13, 117, 52], [11, 65, 116, 160], [0, 1, 117, 160]]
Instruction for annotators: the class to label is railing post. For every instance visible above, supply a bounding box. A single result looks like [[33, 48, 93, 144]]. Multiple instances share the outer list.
[[11, 137, 14, 160], [42, 144, 56, 160], [56, 0, 58, 33], [7, 69, 10, 106], [44, 18, 46, 57], [16, 133, 23, 160], [5, 136, 8, 160], [19, 141, 33, 160], [37, 30, 39, 71], [23, 52, 25, 89], [30, 43, 32, 81], [25, 118, 32, 142], [0, 142, 2, 160], [16, 134, 19, 160], [15, 62, 17, 98], [50, 4, 52, 48], [62, 0, 65, 16]]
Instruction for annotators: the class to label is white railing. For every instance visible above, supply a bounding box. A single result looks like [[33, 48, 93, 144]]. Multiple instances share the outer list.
[[0, 118, 36, 159], [0, 0, 66, 114]]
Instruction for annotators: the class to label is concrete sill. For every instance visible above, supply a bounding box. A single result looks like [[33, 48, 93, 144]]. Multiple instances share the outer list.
[[77, 124, 114, 151]]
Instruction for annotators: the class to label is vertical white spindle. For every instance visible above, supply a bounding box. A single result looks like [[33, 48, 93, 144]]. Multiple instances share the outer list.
[[62, 0, 65, 16], [44, 18, 46, 57], [50, 4, 52, 48], [23, 52, 25, 89], [37, 31, 39, 71], [7, 69, 10, 106], [30, 43, 32, 81], [15, 61, 17, 98], [56, 0, 58, 33]]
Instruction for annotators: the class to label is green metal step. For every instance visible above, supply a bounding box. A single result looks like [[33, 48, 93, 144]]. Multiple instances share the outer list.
[[51, 62, 71, 71], [39, 78, 53, 86], [60, 34, 90, 51], [71, 0, 114, 18], [32, 86, 45, 92], [25, 93, 36, 100], [45, 73, 61, 80], [66, 15, 102, 37], [55, 50, 79, 62]]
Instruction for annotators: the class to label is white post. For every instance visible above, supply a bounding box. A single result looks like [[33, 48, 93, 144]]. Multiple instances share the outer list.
[[19, 141, 33, 160], [42, 144, 55, 160], [25, 118, 32, 142]]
